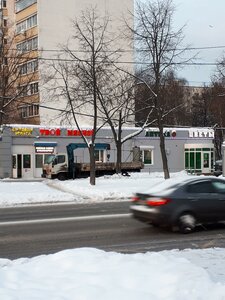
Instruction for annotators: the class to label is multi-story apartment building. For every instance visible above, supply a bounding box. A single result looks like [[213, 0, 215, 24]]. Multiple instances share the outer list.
[[2, 0, 134, 126]]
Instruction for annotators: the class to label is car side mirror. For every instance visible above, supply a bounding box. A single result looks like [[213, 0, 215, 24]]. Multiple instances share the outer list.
[[52, 158, 58, 166]]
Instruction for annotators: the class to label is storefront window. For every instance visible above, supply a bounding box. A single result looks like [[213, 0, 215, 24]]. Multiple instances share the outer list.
[[23, 154, 31, 168], [35, 155, 43, 168], [190, 152, 194, 169], [203, 153, 209, 168], [95, 150, 104, 162], [184, 146, 214, 174], [185, 152, 189, 169], [196, 152, 201, 169], [143, 149, 153, 164]]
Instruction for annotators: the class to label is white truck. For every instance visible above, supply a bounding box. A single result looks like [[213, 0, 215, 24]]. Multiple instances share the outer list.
[[43, 143, 143, 180]]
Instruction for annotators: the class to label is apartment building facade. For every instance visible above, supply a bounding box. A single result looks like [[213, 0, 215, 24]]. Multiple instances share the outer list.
[[2, 0, 134, 126]]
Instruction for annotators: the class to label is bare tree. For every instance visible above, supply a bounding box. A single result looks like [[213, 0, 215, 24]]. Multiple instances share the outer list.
[[0, 18, 39, 125], [44, 7, 122, 185], [126, 0, 191, 179], [96, 71, 155, 173], [135, 70, 189, 126]]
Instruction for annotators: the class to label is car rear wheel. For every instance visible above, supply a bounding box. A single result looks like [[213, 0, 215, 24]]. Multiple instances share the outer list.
[[58, 173, 67, 181], [178, 213, 196, 234]]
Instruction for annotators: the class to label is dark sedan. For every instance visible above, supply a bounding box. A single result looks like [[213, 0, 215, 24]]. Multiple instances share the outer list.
[[130, 176, 225, 233]]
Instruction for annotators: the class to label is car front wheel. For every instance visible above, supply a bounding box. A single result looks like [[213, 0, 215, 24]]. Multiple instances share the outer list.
[[178, 213, 196, 234]]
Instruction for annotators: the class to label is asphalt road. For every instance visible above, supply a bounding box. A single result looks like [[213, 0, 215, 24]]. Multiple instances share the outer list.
[[1, 201, 225, 259]]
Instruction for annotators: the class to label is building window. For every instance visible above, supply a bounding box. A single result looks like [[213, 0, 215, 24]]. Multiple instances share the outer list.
[[30, 82, 38, 94], [94, 150, 104, 162], [16, 0, 37, 13], [18, 85, 29, 97], [20, 104, 39, 118], [17, 36, 38, 53], [3, 19, 7, 27], [19, 59, 38, 75], [16, 14, 37, 34], [3, 0, 6, 8], [142, 149, 153, 165], [18, 82, 38, 97]]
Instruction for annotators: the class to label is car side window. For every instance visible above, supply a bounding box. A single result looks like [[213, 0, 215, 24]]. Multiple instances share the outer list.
[[57, 155, 66, 164], [212, 181, 225, 194], [186, 181, 215, 193]]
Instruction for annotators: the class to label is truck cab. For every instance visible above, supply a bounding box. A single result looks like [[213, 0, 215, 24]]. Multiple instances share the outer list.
[[45, 153, 68, 180]]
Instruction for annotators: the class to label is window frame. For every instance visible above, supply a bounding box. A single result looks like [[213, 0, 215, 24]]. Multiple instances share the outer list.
[[140, 147, 154, 165], [16, 13, 37, 34], [19, 103, 39, 118], [94, 149, 105, 163]]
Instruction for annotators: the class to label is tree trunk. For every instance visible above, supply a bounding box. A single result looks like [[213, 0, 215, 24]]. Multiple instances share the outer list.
[[115, 111, 122, 173], [159, 124, 170, 179], [116, 141, 122, 173], [89, 144, 96, 185]]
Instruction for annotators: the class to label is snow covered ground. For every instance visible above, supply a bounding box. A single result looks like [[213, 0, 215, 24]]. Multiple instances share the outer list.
[[0, 171, 188, 206], [1, 171, 225, 299]]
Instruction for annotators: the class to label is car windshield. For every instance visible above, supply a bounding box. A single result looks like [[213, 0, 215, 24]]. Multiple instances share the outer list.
[[143, 177, 192, 194], [44, 155, 55, 164]]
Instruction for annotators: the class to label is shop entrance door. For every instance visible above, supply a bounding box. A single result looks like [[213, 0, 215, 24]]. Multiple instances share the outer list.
[[12, 153, 32, 178], [202, 151, 211, 174], [34, 154, 43, 178], [12, 154, 22, 178]]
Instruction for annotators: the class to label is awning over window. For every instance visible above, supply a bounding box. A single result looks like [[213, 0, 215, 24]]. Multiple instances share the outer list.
[[34, 142, 57, 147]]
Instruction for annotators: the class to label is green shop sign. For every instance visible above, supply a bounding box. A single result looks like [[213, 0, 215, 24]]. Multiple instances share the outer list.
[[145, 131, 171, 137]]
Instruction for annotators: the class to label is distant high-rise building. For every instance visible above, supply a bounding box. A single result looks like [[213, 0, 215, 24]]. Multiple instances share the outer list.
[[3, 0, 134, 125]]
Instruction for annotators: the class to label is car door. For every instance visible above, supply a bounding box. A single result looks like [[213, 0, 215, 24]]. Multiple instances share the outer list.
[[211, 180, 225, 221], [186, 180, 220, 222]]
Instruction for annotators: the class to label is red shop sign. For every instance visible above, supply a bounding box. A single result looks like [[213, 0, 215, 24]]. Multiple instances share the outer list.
[[39, 128, 61, 136], [67, 129, 93, 136]]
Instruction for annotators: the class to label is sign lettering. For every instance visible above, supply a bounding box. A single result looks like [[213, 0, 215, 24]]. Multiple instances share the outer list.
[[35, 146, 54, 153], [39, 128, 61, 136], [189, 130, 214, 138], [67, 129, 93, 136], [145, 130, 170, 137], [12, 128, 33, 136]]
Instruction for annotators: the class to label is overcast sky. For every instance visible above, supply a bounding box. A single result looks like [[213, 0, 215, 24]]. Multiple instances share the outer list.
[[140, 0, 225, 86], [173, 0, 225, 86]]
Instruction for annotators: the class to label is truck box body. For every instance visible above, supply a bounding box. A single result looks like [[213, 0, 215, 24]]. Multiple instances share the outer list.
[[44, 143, 143, 180]]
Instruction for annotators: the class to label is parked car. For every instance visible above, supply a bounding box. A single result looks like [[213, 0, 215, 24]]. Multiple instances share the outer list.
[[214, 160, 223, 177], [130, 176, 225, 233]]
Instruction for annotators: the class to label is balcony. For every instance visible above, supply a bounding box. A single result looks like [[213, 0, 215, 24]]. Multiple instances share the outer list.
[[16, 0, 37, 13]]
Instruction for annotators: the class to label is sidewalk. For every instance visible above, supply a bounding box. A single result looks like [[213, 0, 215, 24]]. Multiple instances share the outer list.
[[1, 178, 45, 182]]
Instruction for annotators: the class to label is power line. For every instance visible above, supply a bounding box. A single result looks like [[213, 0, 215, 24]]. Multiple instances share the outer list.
[[4, 44, 225, 54], [37, 57, 225, 66], [3, 55, 222, 66]]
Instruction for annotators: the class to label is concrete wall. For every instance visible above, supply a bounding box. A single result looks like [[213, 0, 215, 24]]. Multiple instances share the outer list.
[[0, 127, 12, 178], [37, 0, 134, 126], [0, 125, 215, 178]]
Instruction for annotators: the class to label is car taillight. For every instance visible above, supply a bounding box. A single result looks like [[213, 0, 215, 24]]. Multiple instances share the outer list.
[[131, 196, 140, 202], [146, 198, 171, 206]]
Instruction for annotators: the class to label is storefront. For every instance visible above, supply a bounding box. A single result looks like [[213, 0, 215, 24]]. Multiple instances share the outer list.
[[184, 144, 214, 175], [0, 125, 215, 179], [134, 127, 215, 175]]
